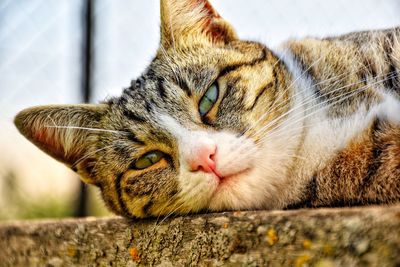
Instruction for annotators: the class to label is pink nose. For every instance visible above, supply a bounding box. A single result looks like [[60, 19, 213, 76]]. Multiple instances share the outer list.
[[187, 143, 217, 173]]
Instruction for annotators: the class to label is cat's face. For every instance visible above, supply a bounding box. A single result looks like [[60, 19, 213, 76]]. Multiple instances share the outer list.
[[15, 0, 295, 218]]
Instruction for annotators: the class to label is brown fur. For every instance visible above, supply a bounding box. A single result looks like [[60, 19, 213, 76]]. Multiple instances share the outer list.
[[291, 119, 400, 208]]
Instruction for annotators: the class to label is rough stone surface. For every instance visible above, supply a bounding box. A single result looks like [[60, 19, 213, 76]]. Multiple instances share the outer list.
[[0, 205, 399, 266]]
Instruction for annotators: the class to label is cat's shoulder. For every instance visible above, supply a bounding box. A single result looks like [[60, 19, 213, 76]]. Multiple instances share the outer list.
[[281, 26, 400, 55]]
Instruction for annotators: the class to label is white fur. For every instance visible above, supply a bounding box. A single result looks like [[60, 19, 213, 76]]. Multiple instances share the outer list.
[[376, 90, 400, 123]]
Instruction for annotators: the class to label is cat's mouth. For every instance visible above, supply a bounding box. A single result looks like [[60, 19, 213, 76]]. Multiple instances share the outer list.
[[214, 167, 251, 187]]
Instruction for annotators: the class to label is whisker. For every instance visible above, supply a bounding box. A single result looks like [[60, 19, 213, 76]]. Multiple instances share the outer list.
[[245, 70, 350, 136], [72, 144, 116, 167], [157, 200, 186, 226], [258, 72, 397, 144], [152, 198, 175, 230], [225, 69, 397, 168], [253, 70, 398, 140], [242, 53, 326, 135], [226, 73, 350, 162], [44, 125, 129, 135], [230, 58, 353, 159], [246, 54, 398, 140]]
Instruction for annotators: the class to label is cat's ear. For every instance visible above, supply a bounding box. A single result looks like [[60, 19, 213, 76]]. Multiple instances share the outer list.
[[14, 104, 108, 185], [160, 0, 237, 48]]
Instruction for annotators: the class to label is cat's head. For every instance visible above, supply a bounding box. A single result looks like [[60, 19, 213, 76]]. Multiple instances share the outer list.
[[15, 0, 296, 218]]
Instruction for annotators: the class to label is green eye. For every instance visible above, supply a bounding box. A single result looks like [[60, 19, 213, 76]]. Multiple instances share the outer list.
[[133, 151, 164, 170], [199, 83, 219, 116]]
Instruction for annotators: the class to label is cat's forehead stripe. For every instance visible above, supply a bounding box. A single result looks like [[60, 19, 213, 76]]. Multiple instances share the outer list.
[[126, 132, 145, 145], [156, 76, 167, 98], [174, 76, 191, 96], [123, 108, 147, 123]]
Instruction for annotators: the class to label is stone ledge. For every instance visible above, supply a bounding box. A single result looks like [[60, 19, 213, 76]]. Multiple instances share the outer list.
[[0, 205, 399, 266]]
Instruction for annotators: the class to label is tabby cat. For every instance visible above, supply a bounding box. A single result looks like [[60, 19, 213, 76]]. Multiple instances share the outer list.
[[15, 0, 400, 218]]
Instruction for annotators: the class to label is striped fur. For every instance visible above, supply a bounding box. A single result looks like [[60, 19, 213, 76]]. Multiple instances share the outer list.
[[15, 0, 400, 218]]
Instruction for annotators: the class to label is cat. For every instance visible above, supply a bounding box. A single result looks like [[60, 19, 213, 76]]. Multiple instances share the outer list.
[[14, 0, 400, 218]]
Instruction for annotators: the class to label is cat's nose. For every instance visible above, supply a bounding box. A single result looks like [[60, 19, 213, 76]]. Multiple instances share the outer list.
[[187, 143, 217, 173]]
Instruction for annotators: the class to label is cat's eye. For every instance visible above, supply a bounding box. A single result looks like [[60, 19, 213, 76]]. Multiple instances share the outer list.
[[199, 83, 219, 117], [133, 151, 164, 170]]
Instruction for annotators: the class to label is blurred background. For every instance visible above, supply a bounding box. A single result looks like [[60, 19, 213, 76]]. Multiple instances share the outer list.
[[0, 0, 399, 220]]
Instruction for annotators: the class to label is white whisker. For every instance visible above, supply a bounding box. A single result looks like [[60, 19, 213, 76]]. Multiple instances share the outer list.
[[258, 73, 397, 144], [72, 144, 116, 167], [44, 125, 129, 135], [253, 70, 397, 140]]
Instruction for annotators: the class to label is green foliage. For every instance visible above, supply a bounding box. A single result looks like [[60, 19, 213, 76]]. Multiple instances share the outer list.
[[0, 170, 111, 221], [15, 198, 74, 220]]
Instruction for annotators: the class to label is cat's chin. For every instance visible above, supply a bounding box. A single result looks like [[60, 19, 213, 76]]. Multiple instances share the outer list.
[[207, 168, 255, 209]]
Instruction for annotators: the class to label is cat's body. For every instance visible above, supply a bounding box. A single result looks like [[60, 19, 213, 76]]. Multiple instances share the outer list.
[[15, 0, 400, 218], [281, 30, 400, 208]]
